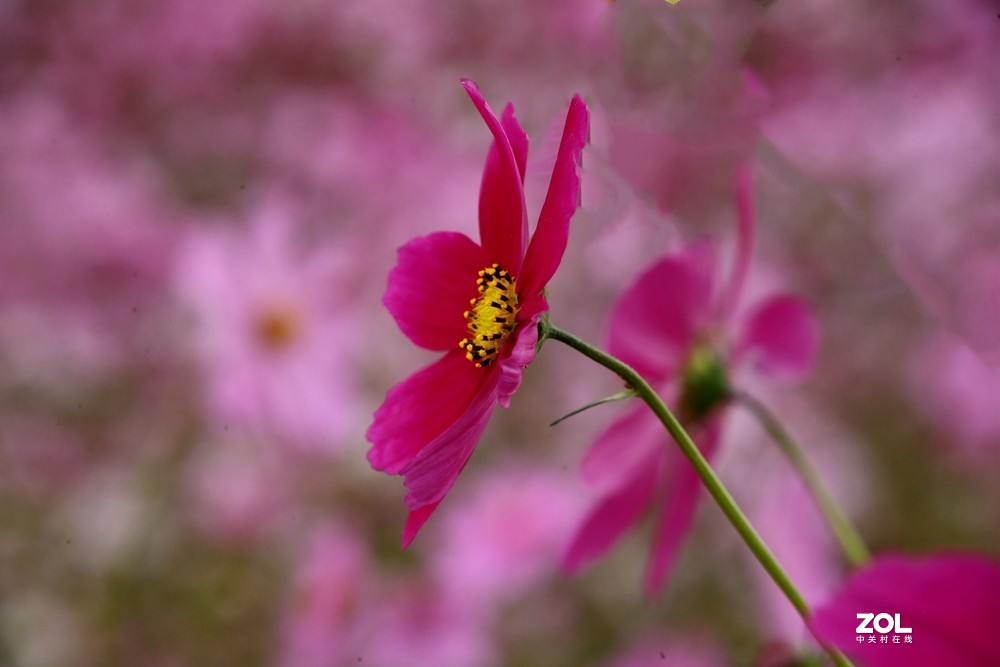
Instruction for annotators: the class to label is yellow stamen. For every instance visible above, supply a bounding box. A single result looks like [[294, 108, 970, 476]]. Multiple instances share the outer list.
[[458, 263, 519, 368]]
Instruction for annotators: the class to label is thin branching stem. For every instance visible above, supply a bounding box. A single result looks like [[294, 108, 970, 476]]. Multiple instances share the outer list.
[[731, 388, 871, 568]]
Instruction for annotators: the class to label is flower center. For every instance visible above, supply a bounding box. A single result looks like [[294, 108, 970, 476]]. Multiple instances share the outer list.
[[255, 303, 303, 351], [459, 263, 519, 368], [679, 345, 729, 421]]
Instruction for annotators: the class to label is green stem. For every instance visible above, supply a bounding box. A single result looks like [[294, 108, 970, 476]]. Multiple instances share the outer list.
[[545, 325, 853, 667], [731, 389, 871, 569]]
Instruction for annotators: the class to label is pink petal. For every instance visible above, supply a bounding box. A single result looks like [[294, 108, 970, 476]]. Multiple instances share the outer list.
[[734, 294, 819, 382], [402, 501, 440, 549], [644, 420, 721, 596], [811, 553, 1000, 667], [496, 292, 548, 408], [580, 405, 663, 490], [384, 231, 486, 351], [717, 162, 756, 321], [497, 313, 539, 409], [519, 94, 590, 299], [561, 456, 658, 575], [501, 103, 529, 184], [401, 371, 500, 508], [462, 79, 527, 276], [608, 243, 717, 384], [367, 350, 487, 474]]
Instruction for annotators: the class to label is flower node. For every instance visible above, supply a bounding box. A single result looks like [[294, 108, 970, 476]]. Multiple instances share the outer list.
[[458, 263, 519, 368], [679, 345, 729, 421]]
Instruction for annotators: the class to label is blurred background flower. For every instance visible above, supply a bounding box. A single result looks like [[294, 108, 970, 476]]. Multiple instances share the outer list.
[[1, 0, 998, 665]]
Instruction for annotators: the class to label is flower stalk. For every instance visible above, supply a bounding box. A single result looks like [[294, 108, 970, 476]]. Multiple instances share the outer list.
[[544, 324, 853, 667], [731, 389, 871, 569]]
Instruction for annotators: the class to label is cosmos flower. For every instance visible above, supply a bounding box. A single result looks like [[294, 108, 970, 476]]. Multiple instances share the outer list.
[[175, 203, 359, 454], [367, 79, 589, 546], [810, 553, 1000, 667], [562, 168, 819, 594]]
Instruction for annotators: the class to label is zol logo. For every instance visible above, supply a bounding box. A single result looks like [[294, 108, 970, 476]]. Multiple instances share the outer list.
[[856, 613, 912, 634]]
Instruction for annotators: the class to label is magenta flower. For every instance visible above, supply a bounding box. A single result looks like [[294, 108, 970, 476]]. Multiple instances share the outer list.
[[563, 168, 819, 594], [367, 80, 589, 546], [810, 553, 1000, 667]]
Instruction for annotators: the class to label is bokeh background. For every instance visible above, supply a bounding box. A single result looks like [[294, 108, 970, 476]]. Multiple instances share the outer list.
[[1, 0, 999, 665]]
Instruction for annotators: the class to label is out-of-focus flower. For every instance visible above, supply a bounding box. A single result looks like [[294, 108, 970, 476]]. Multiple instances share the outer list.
[[359, 578, 497, 667], [0, 419, 88, 503], [278, 525, 497, 667], [752, 0, 1000, 361], [54, 466, 154, 571], [175, 203, 359, 455], [603, 71, 764, 220], [0, 94, 176, 389], [595, 0, 769, 224], [429, 462, 583, 605], [908, 333, 1000, 469], [277, 523, 371, 667], [563, 168, 819, 594], [367, 79, 589, 546], [810, 553, 1000, 667], [182, 438, 291, 544]]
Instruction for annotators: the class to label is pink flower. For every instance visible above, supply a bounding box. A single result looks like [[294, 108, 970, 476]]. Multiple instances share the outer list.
[[429, 463, 583, 604], [908, 332, 1000, 469], [366, 80, 589, 546], [182, 438, 291, 544], [810, 553, 1000, 667], [359, 580, 497, 667], [277, 523, 371, 667], [562, 168, 819, 594], [175, 204, 359, 454]]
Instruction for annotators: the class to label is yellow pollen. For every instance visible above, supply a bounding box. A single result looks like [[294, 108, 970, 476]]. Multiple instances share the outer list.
[[458, 263, 519, 368], [255, 303, 302, 351]]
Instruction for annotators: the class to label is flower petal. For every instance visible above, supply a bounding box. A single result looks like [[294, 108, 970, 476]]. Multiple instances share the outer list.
[[519, 94, 590, 299], [608, 243, 717, 384], [580, 405, 663, 490], [384, 231, 486, 351], [462, 79, 527, 276], [734, 294, 819, 382], [402, 501, 440, 549], [501, 103, 529, 184], [497, 314, 539, 409], [561, 455, 659, 575], [811, 554, 1000, 667], [495, 292, 548, 408], [367, 349, 486, 474], [401, 371, 500, 508], [644, 420, 721, 596], [717, 162, 756, 321]]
